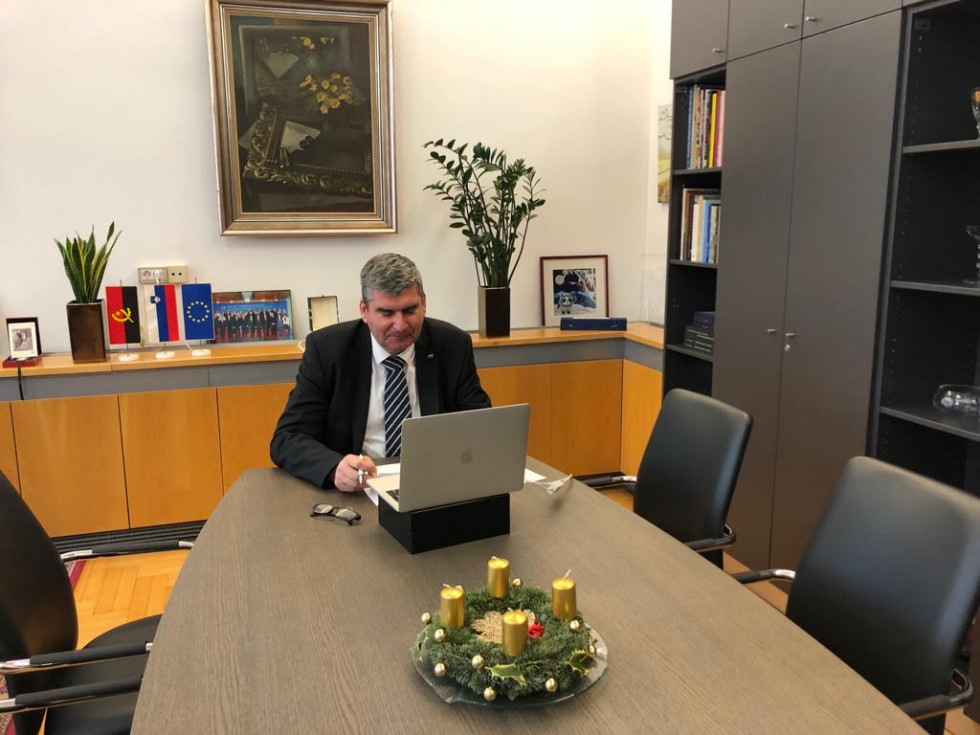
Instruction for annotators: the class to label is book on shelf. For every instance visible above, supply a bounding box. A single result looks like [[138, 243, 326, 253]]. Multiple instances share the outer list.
[[692, 310, 716, 331], [678, 188, 721, 263], [685, 85, 725, 169], [681, 337, 714, 356], [684, 325, 715, 342]]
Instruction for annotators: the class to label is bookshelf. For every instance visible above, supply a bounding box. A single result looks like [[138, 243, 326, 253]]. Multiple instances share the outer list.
[[663, 69, 724, 396], [872, 0, 980, 502]]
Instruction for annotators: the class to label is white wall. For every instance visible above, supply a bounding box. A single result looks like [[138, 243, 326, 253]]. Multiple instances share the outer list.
[[0, 0, 673, 354]]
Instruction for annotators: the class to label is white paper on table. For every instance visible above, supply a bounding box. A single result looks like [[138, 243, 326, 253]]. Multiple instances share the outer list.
[[524, 468, 546, 483], [363, 463, 400, 506]]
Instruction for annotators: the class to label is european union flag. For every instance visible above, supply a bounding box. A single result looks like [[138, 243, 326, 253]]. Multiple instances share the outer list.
[[182, 283, 214, 340]]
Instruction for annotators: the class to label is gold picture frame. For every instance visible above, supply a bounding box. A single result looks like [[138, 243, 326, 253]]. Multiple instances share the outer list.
[[205, 0, 395, 235]]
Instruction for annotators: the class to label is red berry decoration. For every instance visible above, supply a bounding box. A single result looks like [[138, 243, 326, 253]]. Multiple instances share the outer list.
[[527, 622, 544, 639]]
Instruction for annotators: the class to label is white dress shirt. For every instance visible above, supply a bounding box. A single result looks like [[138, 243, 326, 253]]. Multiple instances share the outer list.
[[362, 336, 420, 460]]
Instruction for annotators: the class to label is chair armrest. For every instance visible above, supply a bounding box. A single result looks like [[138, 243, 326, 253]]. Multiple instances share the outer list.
[[61, 538, 194, 561], [732, 568, 797, 584], [900, 668, 973, 720], [578, 475, 636, 490], [0, 676, 142, 714], [1, 642, 153, 674], [685, 524, 736, 553]]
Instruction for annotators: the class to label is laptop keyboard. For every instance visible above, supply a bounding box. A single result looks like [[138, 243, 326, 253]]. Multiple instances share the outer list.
[[387, 489, 400, 501]]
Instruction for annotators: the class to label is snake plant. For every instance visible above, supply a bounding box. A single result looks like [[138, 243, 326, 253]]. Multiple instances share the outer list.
[[55, 223, 120, 303]]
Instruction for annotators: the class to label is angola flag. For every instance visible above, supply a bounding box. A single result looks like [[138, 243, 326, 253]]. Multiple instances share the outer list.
[[105, 286, 141, 345]]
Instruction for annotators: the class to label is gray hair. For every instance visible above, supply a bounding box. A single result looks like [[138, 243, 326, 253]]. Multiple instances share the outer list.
[[360, 253, 425, 303]]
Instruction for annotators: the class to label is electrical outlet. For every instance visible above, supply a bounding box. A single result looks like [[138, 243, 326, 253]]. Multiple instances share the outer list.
[[138, 266, 168, 284], [167, 265, 189, 284]]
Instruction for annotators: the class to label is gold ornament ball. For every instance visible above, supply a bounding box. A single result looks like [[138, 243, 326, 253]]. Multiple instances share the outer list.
[[511, 577, 522, 588], [545, 677, 558, 693], [483, 687, 497, 702], [433, 628, 446, 643], [569, 619, 581, 632], [433, 662, 446, 677], [471, 655, 485, 669], [588, 644, 596, 656], [421, 612, 431, 625]]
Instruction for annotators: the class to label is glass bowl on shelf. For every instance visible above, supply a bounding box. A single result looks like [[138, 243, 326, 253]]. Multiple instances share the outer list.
[[932, 385, 980, 415]]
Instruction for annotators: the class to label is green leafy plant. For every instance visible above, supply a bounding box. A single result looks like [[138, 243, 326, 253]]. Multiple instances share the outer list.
[[54, 223, 121, 304], [424, 139, 545, 287]]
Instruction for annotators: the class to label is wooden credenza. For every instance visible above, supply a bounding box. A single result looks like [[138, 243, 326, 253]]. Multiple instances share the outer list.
[[0, 325, 663, 537]]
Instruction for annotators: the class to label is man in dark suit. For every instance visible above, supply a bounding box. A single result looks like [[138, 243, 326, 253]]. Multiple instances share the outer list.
[[270, 253, 491, 492]]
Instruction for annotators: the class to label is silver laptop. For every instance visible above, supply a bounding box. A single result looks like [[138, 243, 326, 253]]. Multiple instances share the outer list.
[[368, 404, 529, 512]]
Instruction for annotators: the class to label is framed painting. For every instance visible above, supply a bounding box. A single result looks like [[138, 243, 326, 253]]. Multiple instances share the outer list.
[[539, 256, 609, 327], [206, 0, 396, 235], [212, 290, 294, 342]]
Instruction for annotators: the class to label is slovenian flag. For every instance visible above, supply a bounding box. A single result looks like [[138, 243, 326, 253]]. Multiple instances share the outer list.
[[182, 283, 214, 341], [144, 284, 180, 343], [105, 286, 141, 345]]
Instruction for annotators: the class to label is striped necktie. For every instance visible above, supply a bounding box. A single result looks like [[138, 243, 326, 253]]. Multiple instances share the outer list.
[[383, 355, 412, 457]]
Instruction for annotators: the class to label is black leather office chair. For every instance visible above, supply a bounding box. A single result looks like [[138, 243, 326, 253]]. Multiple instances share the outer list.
[[584, 388, 752, 564], [0, 471, 192, 734], [736, 457, 980, 734]]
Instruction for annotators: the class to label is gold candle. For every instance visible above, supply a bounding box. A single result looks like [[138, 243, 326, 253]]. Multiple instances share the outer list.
[[552, 576, 577, 620], [440, 586, 464, 628], [486, 557, 510, 598], [501, 609, 528, 656]]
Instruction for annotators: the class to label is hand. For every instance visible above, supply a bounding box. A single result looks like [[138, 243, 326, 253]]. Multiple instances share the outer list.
[[332, 454, 377, 492]]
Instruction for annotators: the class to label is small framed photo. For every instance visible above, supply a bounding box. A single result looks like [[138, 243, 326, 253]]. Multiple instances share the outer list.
[[7, 317, 41, 359], [539, 256, 609, 327], [212, 290, 293, 343], [308, 295, 340, 332]]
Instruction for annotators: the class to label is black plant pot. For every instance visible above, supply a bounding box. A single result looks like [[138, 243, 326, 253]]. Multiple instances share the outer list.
[[66, 301, 107, 363], [478, 286, 510, 338]]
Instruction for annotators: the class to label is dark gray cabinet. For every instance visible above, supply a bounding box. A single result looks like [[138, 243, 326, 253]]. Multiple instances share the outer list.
[[713, 43, 800, 569], [801, 0, 901, 35], [712, 13, 902, 570], [770, 13, 902, 568], [670, 0, 729, 78], [728, 0, 803, 60]]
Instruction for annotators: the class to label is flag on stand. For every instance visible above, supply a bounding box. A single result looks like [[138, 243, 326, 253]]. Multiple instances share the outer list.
[[104, 286, 141, 345], [182, 283, 214, 341], [143, 284, 181, 343]]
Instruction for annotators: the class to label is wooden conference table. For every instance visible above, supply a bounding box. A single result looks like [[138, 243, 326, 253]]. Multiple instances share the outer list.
[[132, 464, 920, 733]]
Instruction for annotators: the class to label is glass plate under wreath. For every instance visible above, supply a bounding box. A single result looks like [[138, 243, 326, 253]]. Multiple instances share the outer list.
[[411, 629, 608, 707]]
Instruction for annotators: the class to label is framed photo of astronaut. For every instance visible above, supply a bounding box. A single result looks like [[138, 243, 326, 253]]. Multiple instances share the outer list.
[[205, 0, 396, 235], [212, 290, 294, 343], [539, 255, 609, 327]]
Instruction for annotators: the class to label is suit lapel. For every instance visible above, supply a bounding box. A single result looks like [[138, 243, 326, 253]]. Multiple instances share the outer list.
[[351, 324, 372, 451], [415, 321, 440, 416]]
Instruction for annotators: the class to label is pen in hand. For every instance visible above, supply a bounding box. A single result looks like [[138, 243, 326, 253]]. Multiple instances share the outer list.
[[357, 454, 365, 486]]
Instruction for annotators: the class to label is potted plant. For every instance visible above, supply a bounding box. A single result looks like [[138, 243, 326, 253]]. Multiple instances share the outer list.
[[424, 139, 545, 337], [55, 223, 120, 362]]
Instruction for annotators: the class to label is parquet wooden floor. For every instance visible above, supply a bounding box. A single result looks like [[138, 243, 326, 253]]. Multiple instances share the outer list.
[[73, 550, 186, 647], [73, 497, 979, 735]]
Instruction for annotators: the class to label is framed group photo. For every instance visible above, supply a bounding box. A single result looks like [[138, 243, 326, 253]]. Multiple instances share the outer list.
[[212, 290, 293, 343], [205, 0, 396, 235], [6, 317, 41, 360], [540, 255, 609, 327]]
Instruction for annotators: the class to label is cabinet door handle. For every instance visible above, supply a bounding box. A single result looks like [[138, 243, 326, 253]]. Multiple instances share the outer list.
[[804, 15, 819, 22], [766, 328, 778, 334], [711, 47, 725, 53], [784, 23, 797, 29], [785, 332, 797, 338]]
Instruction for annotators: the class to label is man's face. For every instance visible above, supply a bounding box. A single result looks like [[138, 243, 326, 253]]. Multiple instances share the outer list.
[[359, 285, 426, 354]]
